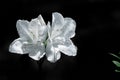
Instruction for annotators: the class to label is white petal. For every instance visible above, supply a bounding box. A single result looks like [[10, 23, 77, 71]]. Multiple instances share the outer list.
[[37, 15, 47, 42], [29, 16, 47, 43], [63, 18, 76, 38], [29, 19, 39, 43], [38, 15, 46, 25], [51, 12, 64, 39], [24, 42, 45, 60], [16, 20, 33, 42], [51, 13, 76, 39], [52, 12, 64, 28], [58, 39, 77, 56], [52, 36, 65, 46], [46, 40, 61, 63], [9, 38, 28, 54], [38, 25, 47, 42], [47, 22, 52, 40], [29, 51, 45, 61]]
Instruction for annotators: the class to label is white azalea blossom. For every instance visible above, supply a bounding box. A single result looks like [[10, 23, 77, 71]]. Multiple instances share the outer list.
[[9, 12, 77, 63], [46, 12, 77, 62], [9, 15, 47, 60]]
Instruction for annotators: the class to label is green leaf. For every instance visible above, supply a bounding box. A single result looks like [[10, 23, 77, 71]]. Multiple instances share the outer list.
[[110, 53, 120, 60], [112, 60, 120, 67], [115, 69, 120, 72]]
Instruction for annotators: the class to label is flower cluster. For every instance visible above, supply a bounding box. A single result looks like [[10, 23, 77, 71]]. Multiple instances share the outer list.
[[9, 12, 77, 63]]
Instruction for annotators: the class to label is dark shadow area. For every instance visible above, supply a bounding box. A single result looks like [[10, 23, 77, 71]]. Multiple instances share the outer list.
[[0, 0, 120, 80]]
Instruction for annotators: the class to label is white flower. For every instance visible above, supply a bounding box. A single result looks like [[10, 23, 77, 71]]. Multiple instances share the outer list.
[[9, 12, 77, 63], [9, 15, 47, 60], [46, 12, 77, 62]]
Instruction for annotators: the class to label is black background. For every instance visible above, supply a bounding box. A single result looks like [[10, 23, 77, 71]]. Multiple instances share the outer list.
[[0, 0, 120, 80]]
